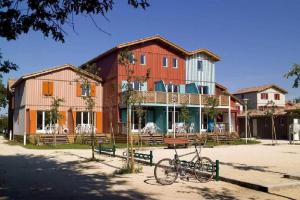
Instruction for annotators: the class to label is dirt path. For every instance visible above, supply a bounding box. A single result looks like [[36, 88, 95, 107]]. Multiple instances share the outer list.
[[0, 137, 297, 200]]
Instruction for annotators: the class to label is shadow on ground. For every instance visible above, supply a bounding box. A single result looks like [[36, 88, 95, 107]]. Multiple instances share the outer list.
[[220, 161, 285, 175], [179, 186, 240, 200], [0, 154, 154, 200]]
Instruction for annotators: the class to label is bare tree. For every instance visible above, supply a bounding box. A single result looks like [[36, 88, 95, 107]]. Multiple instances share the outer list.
[[118, 49, 150, 172], [264, 100, 277, 145], [207, 96, 221, 143], [76, 64, 100, 160], [49, 97, 64, 146]]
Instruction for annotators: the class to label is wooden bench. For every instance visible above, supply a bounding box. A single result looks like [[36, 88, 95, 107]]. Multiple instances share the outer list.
[[164, 137, 189, 148]]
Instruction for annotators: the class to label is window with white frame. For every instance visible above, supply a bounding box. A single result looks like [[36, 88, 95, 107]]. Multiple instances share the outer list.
[[163, 57, 168, 67], [129, 54, 135, 64], [167, 84, 179, 93], [140, 54, 146, 65], [36, 111, 51, 131], [76, 112, 94, 126], [81, 84, 90, 96], [197, 60, 203, 71], [129, 81, 144, 91], [173, 58, 178, 68]]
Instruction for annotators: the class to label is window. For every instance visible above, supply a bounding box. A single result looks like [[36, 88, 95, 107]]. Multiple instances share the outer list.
[[129, 81, 144, 91], [274, 93, 280, 100], [163, 57, 168, 67], [168, 108, 179, 130], [140, 54, 146, 65], [129, 54, 135, 64], [197, 60, 203, 71], [42, 81, 54, 96], [36, 111, 51, 131], [261, 93, 268, 100], [131, 110, 146, 131], [167, 84, 179, 93], [81, 84, 90, 96], [173, 58, 178, 68], [76, 112, 94, 126]]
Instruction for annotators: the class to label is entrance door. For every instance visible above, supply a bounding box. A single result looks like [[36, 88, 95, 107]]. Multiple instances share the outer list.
[[253, 119, 257, 137]]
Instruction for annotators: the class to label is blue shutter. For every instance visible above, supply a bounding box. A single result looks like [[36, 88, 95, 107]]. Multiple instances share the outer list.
[[179, 85, 186, 94]]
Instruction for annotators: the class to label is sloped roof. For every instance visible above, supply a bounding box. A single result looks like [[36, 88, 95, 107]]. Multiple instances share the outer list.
[[285, 103, 300, 111], [238, 108, 286, 117], [81, 35, 221, 67], [233, 84, 288, 95], [11, 64, 102, 88]]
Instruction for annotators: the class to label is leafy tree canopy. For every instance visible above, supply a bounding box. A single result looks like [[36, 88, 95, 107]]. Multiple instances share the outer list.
[[285, 64, 300, 88]]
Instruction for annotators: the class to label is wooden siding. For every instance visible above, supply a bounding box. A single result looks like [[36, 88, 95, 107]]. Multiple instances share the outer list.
[[25, 68, 102, 112], [186, 53, 215, 95], [117, 41, 186, 92]]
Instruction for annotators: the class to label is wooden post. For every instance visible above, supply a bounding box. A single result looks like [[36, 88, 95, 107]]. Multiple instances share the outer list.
[[215, 160, 220, 181]]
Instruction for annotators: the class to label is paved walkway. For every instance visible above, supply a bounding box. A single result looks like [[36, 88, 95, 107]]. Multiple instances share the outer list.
[[116, 140, 300, 197], [0, 136, 297, 200]]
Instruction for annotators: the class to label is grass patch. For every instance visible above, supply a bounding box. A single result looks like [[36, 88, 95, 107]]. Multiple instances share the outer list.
[[114, 163, 143, 175], [206, 139, 260, 146], [6, 140, 91, 149]]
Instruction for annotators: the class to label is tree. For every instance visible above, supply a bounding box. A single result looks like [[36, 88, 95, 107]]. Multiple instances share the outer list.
[[0, 114, 8, 133], [285, 64, 300, 88], [264, 100, 277, 145], [49, 97, 65, 146], [118, 49, 150, 172], [179, 103, 191, 133], [207, 96, 221, 143], [76, 64, 99, 160], [0, 0, 150, 74]]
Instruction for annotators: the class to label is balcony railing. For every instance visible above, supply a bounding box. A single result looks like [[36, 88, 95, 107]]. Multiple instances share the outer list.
[[119, 91, 229, 106]]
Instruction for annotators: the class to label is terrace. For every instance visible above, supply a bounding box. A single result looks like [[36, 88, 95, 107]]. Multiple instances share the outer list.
[[119, 91, 230, 107]]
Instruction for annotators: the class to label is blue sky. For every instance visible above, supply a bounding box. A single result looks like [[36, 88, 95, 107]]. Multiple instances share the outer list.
[[1, 0, 300, 105]]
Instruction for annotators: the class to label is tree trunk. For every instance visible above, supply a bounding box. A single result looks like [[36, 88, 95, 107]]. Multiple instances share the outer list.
[[110, 109, 115, 145], [126, 106, 130, 167], [271, 116, 274, 145], [138, 116, 142, 149], [91, 111, 95, 160], [272, 116, 277, 144], [214, 118, 219, 144]]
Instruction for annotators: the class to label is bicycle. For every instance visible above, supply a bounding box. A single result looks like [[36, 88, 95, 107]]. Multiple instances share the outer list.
[[154, 142, 215, 185]]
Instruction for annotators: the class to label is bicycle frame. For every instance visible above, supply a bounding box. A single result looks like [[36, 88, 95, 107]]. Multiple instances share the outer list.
[[172, 144, 203, 172]]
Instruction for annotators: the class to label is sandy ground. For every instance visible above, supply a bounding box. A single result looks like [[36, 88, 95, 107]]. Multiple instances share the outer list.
[[0, 137, 299, 200]]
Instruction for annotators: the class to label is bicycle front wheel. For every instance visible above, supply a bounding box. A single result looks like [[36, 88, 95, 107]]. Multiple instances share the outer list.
[[194, 157, 214, 182], [154, 158, 178, 185]]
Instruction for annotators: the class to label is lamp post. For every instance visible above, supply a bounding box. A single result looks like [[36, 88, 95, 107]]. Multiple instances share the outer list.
[[243, 98, 249, 144]]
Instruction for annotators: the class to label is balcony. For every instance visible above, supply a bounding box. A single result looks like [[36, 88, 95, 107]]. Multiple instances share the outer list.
[[119, 91, 229, 106]]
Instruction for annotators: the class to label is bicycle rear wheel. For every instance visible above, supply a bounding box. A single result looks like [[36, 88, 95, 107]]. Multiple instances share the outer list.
[[194, 157, 214, 182], [154, 158, 178, 185]]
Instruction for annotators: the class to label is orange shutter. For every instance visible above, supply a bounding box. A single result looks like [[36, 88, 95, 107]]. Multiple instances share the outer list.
[[49, 81, 54, 96], [91, 83, 96, 97], [76, 83, 81, 97], [29, 110, 37, 134], [96, 112, 103, 133], [42, 81, 48, 96], [73, 112, 77, 130], [58, 111, 66, 126]]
